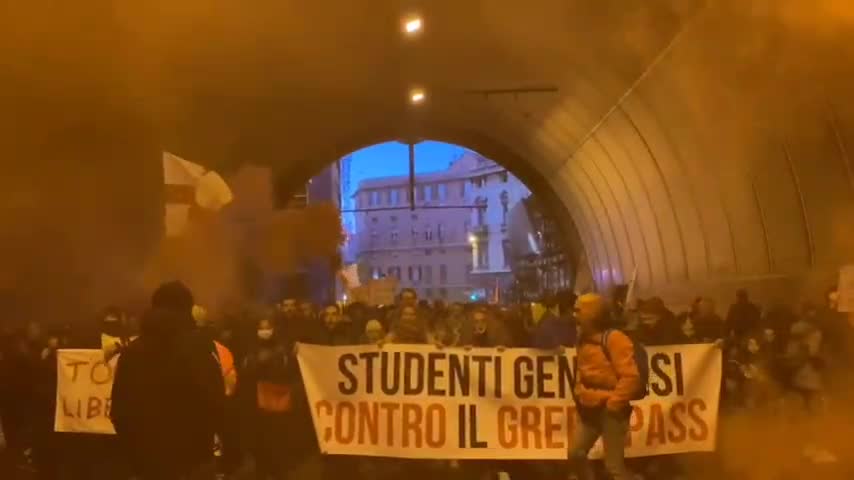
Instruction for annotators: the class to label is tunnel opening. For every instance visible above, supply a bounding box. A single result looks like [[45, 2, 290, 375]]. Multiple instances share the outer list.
[[316, 139, 587, 305]]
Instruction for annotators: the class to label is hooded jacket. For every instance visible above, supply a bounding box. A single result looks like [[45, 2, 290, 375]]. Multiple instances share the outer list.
[[111, 306, 225, 476], [574, 329, 641, 412]]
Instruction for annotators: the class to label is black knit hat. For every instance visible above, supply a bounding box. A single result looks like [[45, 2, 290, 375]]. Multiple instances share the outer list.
[[151, 281, 195, 316]]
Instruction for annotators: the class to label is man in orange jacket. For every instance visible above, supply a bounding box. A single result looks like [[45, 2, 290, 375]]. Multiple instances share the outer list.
[[568, 293, 640, 480]]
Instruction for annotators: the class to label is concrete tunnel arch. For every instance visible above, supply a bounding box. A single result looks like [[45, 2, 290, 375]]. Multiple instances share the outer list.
[[3, 0, 854, 316]]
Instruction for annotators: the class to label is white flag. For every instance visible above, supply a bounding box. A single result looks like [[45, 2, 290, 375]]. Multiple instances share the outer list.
[[162, 152, 233, 236]]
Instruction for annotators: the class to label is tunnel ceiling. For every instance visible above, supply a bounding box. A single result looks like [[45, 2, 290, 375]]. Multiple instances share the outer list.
[[5, 0, 854, 301]]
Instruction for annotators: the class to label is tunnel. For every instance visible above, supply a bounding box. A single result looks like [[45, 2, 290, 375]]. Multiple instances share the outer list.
[[2, 0, 854, 316]]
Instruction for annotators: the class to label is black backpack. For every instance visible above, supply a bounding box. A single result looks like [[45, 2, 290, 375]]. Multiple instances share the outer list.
[[600, 329, 650, 400]]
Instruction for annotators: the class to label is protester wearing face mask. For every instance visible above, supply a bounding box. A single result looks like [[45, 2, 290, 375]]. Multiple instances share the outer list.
[[242, 317, 298, 480]]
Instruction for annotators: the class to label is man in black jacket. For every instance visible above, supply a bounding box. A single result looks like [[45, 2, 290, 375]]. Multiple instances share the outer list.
[[111, 281, 225, 480]]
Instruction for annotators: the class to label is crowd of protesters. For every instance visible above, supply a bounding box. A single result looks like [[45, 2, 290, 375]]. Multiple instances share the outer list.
[[1, 280, 852, 479]]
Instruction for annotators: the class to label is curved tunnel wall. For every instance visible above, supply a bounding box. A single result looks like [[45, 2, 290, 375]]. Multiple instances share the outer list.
[[565, 2, 854, 302], [420, 1, 854, 305]]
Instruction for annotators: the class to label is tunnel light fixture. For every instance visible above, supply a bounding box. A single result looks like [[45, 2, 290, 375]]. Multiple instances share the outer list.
[[409, 88, 426, 104], [403, 16, 423, 35]]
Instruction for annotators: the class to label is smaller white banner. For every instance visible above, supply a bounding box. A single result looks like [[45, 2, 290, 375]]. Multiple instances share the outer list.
[[54, 349, 117, 435]]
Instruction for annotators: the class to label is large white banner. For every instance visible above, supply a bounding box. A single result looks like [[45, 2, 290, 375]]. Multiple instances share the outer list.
[[54, 349, 117, 434], [297, 343, 721, 460]]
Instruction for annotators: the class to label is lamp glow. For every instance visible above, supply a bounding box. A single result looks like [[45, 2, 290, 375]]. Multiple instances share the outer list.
[[410, 89, 426, 104], [404, 18, 423, 34]]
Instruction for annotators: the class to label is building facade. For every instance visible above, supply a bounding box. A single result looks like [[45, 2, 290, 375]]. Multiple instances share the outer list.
[[352, 151, 530, 302], [465, 155, 531, 301], [353, 157, 474, 302]]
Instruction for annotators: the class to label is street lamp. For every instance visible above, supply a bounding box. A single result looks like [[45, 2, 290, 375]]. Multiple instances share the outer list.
[[404, 17, 423, 35], [468, 234, 477, 244], [410, 88, 426, 104]]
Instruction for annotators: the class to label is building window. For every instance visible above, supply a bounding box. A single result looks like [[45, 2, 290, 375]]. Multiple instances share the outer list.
[[388, 266, 401, 280], [371, 217, 378, 224], [440, 265, 448, 284], [500, 191, 509, 226], [411, 226, 419, 244], [390, 215, 397, 223], [409, 266, 422, 283], [408, 266, 413, 281], [500, 171, 509, 183], [437, 223, 445, 242], [370, 229, 378, 247], [459, 181, 466, 197], [503, 239, 511, 268], [370, 191, 380, 206], [390, 189, 400, 206], [476, 197, 488, 226], [390, 231, 399, 245], [438, 183, 447, 202], [424, 227, 433, 241], [424, 266, 433, 285], [424, 185, 433, 202], [477, 242, 489, 269]]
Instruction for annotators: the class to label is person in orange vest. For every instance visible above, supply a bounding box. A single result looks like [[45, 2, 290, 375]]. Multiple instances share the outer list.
[[194, 305, 238, 396], [213, 340, 237, 397], [569, 294, 642, 480]]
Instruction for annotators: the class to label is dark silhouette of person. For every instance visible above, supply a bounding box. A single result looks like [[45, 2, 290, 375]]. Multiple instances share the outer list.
[[111, 281, 225, 480]]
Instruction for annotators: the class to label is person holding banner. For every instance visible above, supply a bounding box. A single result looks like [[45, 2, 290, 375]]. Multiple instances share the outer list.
[[568, 293, 641, 480]]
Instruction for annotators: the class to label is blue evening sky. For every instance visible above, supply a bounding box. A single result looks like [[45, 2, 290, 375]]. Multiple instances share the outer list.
[[347, 141, 468, 194], [339, 141, 468, 234]]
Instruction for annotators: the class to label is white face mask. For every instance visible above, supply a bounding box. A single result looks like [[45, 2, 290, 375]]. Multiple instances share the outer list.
[[257, 329, 274, 340]]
